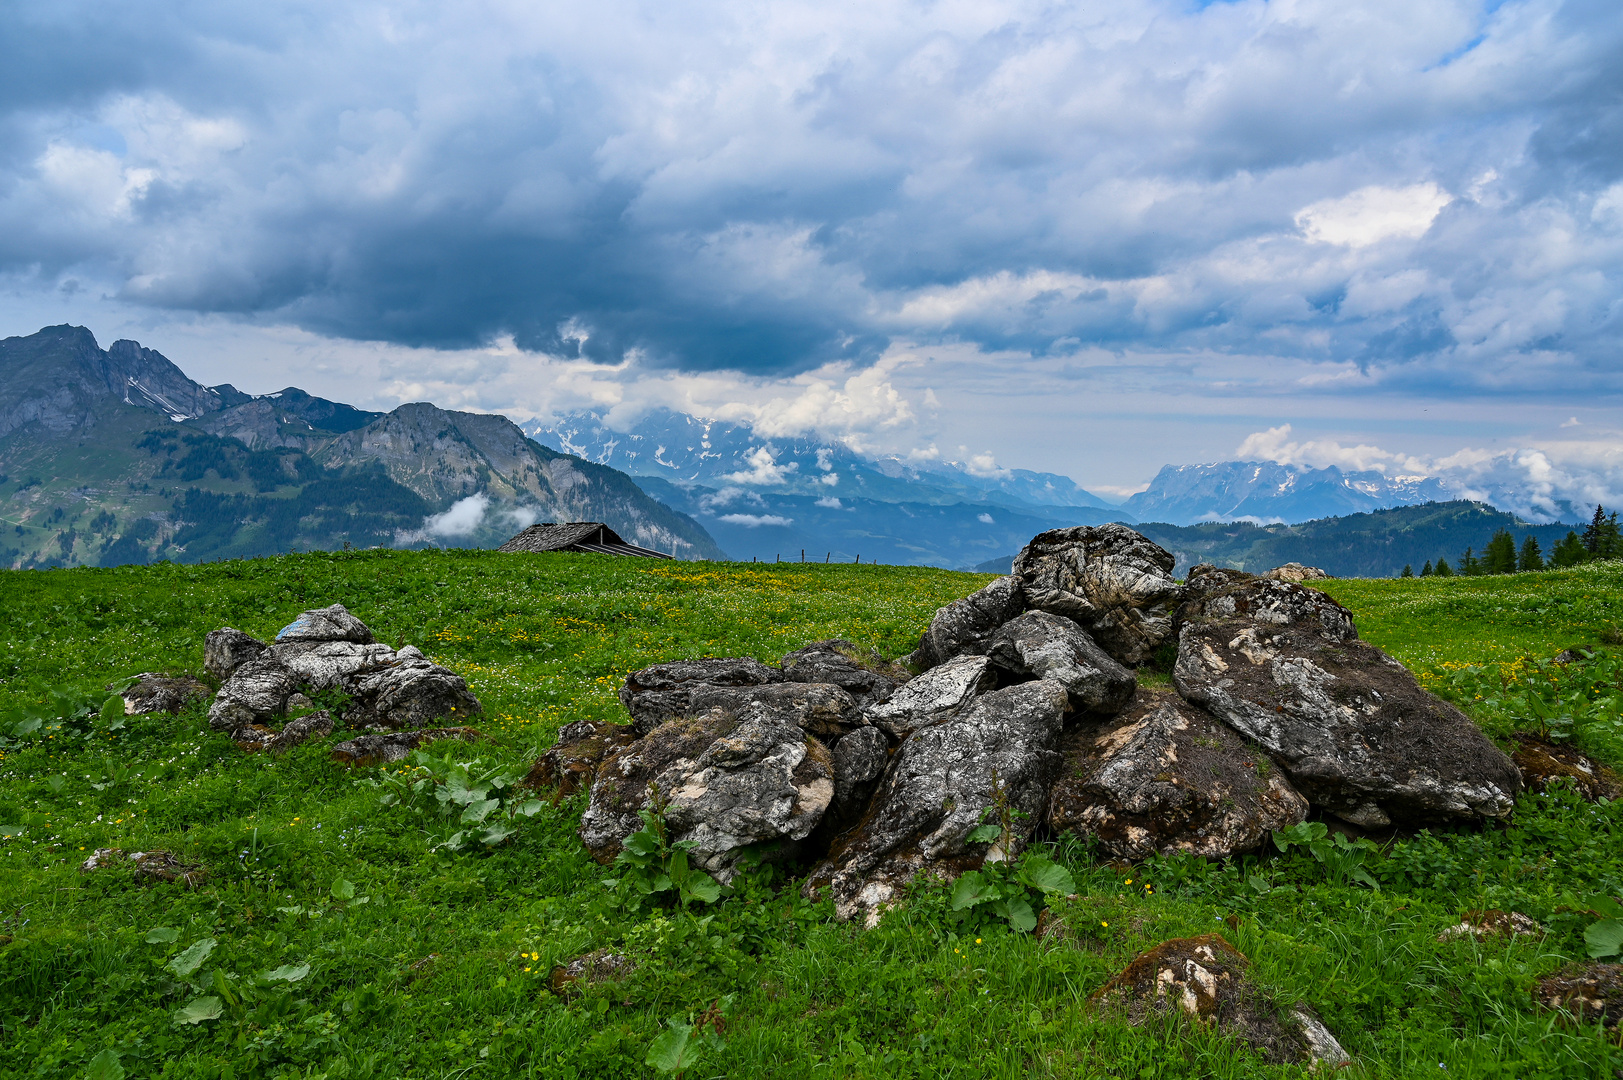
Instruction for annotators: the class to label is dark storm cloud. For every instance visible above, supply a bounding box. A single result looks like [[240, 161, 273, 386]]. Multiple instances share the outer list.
[[1, 0, 1621, 389]]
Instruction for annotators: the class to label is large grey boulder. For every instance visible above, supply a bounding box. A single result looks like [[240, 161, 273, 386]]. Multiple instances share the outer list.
[[578, 706, 834, 877], [685, 681, 864, 740], [657, 709, 834, 880], [826, 725, 890, 831], [863, 655, 994, 741], [269, 640, 400, 690], [274, 603, 376, 645], [781, 640, 906, 709], [619, 657, 784, 735], [1046, 689, 1307, 859], [986, 611, 1137, 715], [204, 628, 266, 681], [343, 650, 481, 730], [1013, 525, 1182, 666], [1174, 578, 1520, 828], [208, 653, 300, 732], [804, 679, 1068, 926], [903, 576, 1025, 671]]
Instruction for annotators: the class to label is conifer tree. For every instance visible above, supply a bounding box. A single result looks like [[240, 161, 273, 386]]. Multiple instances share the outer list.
[[1552, 530, 1587, 568], [1434, 557, 1453, 577], [1518, 535, 1544, 572], [1459, 546, 1481, 576], [1420, 560, 1433, 576], [1603, 512, 1623, 560], [1584, 505, 1608, 554], [1400, 564, 1413, 578], [1483, 529, 1518, 574]]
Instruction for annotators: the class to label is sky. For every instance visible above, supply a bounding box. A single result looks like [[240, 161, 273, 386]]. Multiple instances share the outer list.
[[2, 0, 1621, 505]]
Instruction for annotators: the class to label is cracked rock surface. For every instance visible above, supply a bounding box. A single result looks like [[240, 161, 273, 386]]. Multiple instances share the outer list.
[[1013, 524, 1182, 666], [986, 610, 1137, 715], [1174, 578, 1519, 828]]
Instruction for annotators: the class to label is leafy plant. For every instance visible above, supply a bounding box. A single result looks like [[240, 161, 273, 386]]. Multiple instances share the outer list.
[[645, 997, 731, 1077], [1272, 821, 1381, 889], [1582, 894, 1623, 960], [947, 776, 1076, 932], [363, 746, 542, 852], [604, 789, 721, 912]]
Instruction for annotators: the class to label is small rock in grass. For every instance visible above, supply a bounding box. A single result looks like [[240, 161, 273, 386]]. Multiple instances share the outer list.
[[1437, 910, 1541, 941], [1092, 934, 1349, 1067], [548, 949, 636, 996], [524, 720, 639, 798], [80, 847, 207, 887], [328, 726, 488, 766], [1512, 736, 1622, 802], [236, 710, 335, 754], [113, 673, 211, 715], [1045, 688, 1307, 860], [1533, 963, 1622, 1030]]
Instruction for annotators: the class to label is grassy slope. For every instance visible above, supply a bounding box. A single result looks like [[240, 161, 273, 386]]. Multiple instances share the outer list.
[[0, 553, 1619, 1079]]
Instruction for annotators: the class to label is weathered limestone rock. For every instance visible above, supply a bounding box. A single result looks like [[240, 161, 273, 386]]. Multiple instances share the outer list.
[[1174, 578, 1520, 828], [114, 673, 211, 715], [525, 720, 639, 798], [268, 640, 400, 691], [579, 709, 741, 861], [548, 950, 637, 996], [903, 575, 1025, 671], [657, 710, 834, 879], [804, 679, 1068, 925], [236, 710, 335, 754], [686, 682, 864, 740], [863, 655, 994, 741], [1437, 910, 1541, 941], [1013, 525, 1182, 666], [1261, 563, 1330, 582], [1093, 935, 1349, 1067], [328, 726, 487, 766], [204, 627, 266, 681], [208, 653, 300, 731], [342, 653, 481, 730], [274, 603, 376, 645], [578, 705, 835, 877], [1180, 564, 1256, 604], [781, 639, 906, 709], [1046, 690, 1307, 860], [1533, 964, 1622, 1030], [828, 725, 890, 828], [1512, 736, 1622, 801], [619, 657, 783, 735], [986, 611, 1137, 715], [80, 848, 208, 887]]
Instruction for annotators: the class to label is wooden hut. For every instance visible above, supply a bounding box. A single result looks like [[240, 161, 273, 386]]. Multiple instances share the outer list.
[[497, 521, 673, 559]]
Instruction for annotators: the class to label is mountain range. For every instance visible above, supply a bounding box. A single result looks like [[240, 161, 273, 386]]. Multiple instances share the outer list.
[[0, 326, 724, 569]]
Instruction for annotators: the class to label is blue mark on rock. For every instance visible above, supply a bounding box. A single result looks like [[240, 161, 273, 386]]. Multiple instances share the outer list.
[[276, 617, 313, 641]]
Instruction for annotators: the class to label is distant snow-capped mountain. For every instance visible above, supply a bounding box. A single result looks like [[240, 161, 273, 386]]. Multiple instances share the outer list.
[[523, 409, 1115, 513], [1121, 461, 1455, 524]]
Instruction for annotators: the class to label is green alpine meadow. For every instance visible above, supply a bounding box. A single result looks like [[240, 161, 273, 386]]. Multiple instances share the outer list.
[[2, 551, 1621, 1079]]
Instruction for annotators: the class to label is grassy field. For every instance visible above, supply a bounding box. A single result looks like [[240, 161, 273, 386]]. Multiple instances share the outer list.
[[1, 551, 1620, 1079]]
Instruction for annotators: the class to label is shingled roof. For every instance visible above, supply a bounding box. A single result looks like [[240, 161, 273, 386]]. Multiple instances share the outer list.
[[497, 521, 673, 559]]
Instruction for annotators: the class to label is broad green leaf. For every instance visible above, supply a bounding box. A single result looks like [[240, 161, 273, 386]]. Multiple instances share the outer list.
[[145, 926, 180, 944], [949, 871, 995, 911], [1585, 918, 1623, 960], [166, 938, 216, 977], [330, 877, 356, 900], [514, 799, 544, 818], [1019, 857, 1076, 895], [645, 1022, 697, 1073], [667, 848, 690, 886], [478, 822, 516, 846], [1585, 894, 1623, 920], [459, 797, 500, 824], [44, 774, 66, 794], [622, 831, 662, 856], [682, 872, 721, 905], [12, 718, 41, 737], [173, 996, 223, 1024], [264, 962, 311, 983], [86, 1049, 125, 1080], [1003, 898, 1037, 933], [966, 823, 1001, 845]]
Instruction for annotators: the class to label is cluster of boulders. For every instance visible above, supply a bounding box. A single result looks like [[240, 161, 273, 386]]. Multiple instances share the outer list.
[[543, 524, 1524, 931], [202, 604, 485, 763]]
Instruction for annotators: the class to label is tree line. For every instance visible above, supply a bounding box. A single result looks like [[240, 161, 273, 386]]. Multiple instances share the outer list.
[[1399, 506, 1621, 578]]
